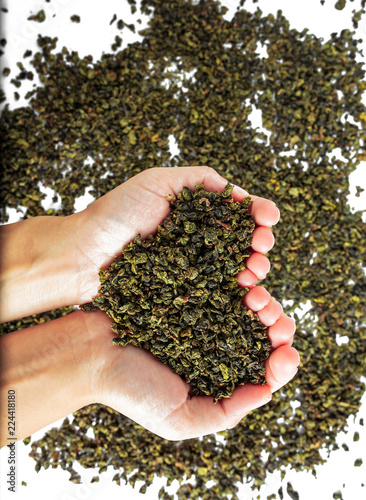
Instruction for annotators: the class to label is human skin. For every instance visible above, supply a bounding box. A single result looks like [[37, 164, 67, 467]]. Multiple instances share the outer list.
[[0, 166, 299, 445]]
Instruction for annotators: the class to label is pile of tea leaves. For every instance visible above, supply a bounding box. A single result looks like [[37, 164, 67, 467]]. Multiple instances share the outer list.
[[81, 183, 271, 401], [1, 0, 366, 499]]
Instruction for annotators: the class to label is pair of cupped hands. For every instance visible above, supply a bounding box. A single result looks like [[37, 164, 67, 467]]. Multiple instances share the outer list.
[[1, 166, 299, 443], [75, 166, 300, 439]]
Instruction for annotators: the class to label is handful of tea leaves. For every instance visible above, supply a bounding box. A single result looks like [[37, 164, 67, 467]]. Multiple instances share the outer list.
[[82, 183, 271, 402]]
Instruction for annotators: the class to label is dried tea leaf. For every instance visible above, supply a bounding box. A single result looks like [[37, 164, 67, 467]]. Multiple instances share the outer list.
[[27, 10, 46, 23]]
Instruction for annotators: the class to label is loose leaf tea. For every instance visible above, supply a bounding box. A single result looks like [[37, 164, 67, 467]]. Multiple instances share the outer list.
[[27, 9, 46, 23], [1, 0, 366, 498], [82, 184, 271, 401]]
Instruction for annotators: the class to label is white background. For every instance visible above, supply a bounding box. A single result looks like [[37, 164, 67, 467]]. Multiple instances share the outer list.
[[0, 1, 366, 499]]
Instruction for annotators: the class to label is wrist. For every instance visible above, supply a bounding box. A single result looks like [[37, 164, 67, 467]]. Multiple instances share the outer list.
[[0, 311, 95, 445], [79, 309, 115, 405]]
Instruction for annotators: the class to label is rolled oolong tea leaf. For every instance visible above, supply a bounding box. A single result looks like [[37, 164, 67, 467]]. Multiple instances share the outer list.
[[82, 183, 271, 402], [27, 10, 46, 23]]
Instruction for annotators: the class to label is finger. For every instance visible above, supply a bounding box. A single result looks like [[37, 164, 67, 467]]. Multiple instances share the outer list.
[[256, 297, 283, 327], [243, 286, 271, 311], [237, 268, 258, 288], [156, 166, 230, 198], [219, 382, 272, 427], [246, 252, 271, 280], [231, 186, 280, 227], [251, 226, 275, 254], [219, 383, 272, 426], [161, 382, 272, 440], [249, 198, 280, 227], [267, 314, 296, 348], [265, 345, 300, 393]]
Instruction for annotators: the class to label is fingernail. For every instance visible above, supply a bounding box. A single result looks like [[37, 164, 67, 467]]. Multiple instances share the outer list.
[[274, 207, 280, 224], [233, 185, 249, 197]]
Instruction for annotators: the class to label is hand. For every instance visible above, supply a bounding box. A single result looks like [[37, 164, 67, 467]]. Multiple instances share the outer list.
[[74, 166, 280, 303], [85, 287, 298, 441]]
